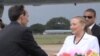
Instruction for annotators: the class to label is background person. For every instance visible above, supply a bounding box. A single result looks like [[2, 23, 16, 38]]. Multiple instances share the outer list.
[[0, 19, 5, 30], [84, 8, 100, 47]]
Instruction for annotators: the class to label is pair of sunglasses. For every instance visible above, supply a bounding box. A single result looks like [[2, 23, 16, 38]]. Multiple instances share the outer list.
[[83, 16, 93, 19]]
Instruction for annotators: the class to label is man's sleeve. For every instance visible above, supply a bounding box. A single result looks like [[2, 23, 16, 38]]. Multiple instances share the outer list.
[[19, 28, 48, 56]]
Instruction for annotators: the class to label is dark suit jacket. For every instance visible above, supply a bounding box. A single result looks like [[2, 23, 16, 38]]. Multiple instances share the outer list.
[[91, 24, 100, 47], [0, 21, 48, 56]]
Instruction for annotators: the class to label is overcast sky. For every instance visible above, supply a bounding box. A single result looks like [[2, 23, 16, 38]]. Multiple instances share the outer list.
[[1, 3, 100, 26]]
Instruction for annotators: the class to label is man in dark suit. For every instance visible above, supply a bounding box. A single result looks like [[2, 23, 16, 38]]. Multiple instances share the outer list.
[[84, 8, 100, 47], [0, 5, 48, 56]]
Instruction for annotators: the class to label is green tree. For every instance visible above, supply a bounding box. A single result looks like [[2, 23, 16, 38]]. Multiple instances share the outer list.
[[30, 23, 45, 34], [46, 17, 70, 30]]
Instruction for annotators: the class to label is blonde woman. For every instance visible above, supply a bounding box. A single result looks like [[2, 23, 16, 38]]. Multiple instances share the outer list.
[[57, 16, 99, 56]]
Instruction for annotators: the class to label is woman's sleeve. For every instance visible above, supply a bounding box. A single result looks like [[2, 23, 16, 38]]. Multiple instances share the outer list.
[[89, 36, 100, 54], [57, 36, 69, 56]]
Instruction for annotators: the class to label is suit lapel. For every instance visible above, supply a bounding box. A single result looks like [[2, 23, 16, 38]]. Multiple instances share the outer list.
[[91, 24, 97, 33]]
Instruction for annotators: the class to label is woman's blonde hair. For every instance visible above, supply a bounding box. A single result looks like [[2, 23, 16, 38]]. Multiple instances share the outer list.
[[72, 16, 92, 34], [73, 16, 86, 26]]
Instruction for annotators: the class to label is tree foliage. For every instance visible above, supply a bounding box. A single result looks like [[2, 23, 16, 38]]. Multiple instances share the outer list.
[[30, 23, 45, 34], [46, 17, 70, 30]]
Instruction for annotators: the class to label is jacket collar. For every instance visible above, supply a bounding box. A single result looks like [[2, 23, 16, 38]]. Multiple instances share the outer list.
[[10, 21, 20, 25]]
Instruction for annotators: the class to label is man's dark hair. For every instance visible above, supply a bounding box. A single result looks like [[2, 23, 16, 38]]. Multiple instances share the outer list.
[[8, 5, 26, 21], [85, 8, 96, 17]]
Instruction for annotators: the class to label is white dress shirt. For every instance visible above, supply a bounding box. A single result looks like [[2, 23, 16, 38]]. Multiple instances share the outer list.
[[89, 23, 95, 30]]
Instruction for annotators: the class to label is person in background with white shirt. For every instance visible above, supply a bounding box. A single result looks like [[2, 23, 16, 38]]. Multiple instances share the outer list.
[[57, 16, 99, 56], [83, 8, 100, 47]]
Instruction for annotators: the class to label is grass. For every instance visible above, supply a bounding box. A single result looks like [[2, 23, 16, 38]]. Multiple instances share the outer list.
[[34, 34, 68, 45]]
